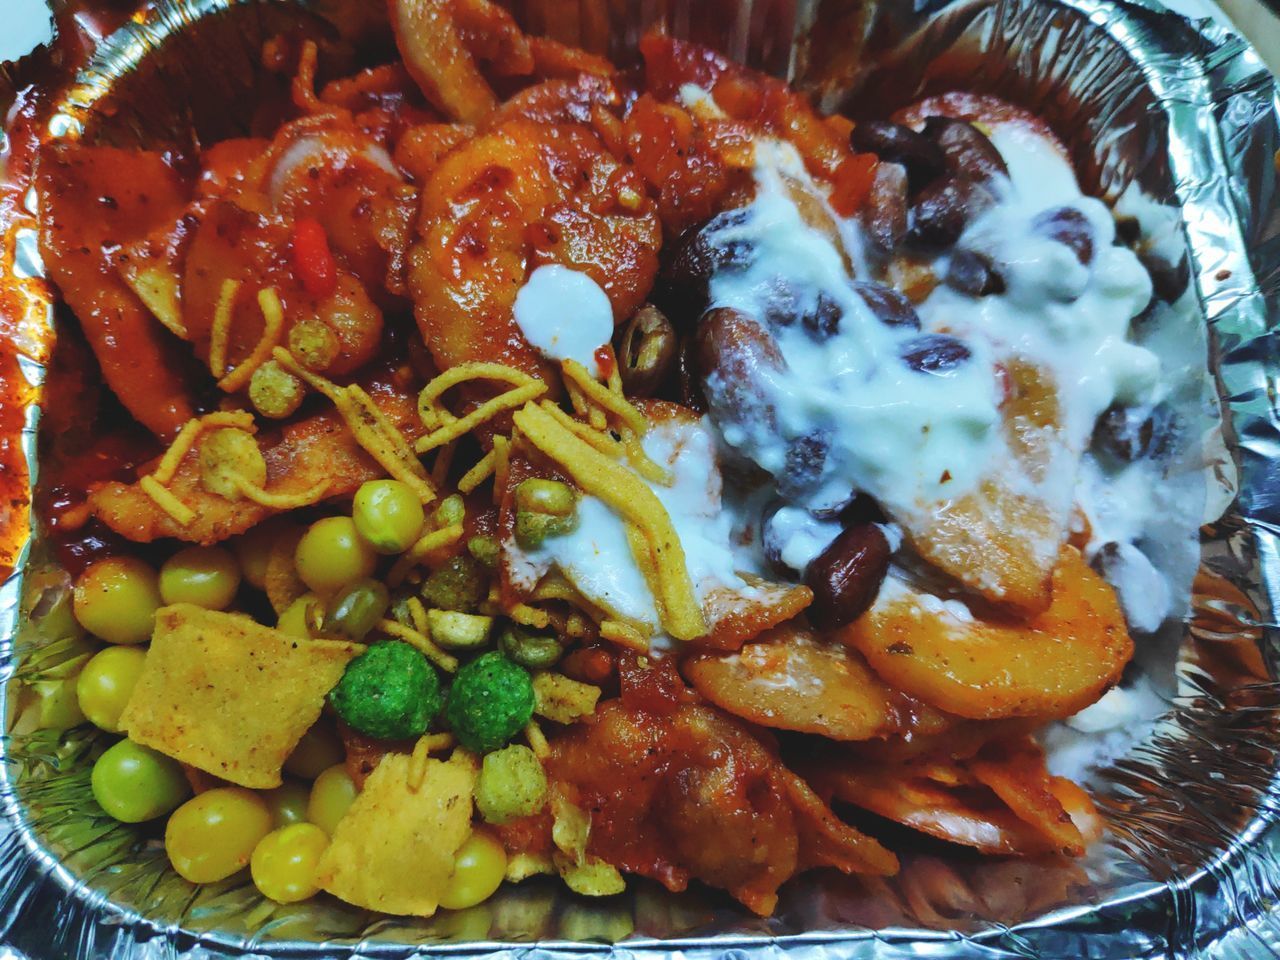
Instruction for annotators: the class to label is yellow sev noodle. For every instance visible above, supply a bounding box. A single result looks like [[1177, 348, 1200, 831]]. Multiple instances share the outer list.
[[511, 402, 706, 641], [217, 288, 286, 393], [209, 279, 240, 378], [271, 348, 435, 504], [139, 476, 195, 526], [415, 363, 547, 453], [141, 410, 260, 524], [561, 359, 646, 436], [378, 618, 459, 673]]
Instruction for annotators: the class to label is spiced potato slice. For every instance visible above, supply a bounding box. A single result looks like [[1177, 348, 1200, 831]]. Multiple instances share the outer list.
[[683, 622, 941, 741], [37, 142, 198, 439], [841, 547, 1132, 721]]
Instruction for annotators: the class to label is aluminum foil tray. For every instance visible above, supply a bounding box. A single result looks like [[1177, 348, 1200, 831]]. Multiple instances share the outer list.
[[1, 0, 1279, 956]]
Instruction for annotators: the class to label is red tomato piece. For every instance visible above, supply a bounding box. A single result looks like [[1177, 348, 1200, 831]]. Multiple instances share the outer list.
[[290, 217, 338, 299]]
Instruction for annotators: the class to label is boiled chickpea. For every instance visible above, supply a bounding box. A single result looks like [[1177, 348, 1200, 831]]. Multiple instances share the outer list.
[[262, 780, 311, 828], [294, 517, 377, 595], [283, 723, 344, 779], [439, 829, 507, 910], [232, 518, 294, 591], [352, 480, 425, 554], [250, 822, 329, 903], [77, 646, 147, 733], [306, 764, 358, 835], [159, 546, 241, 610], [90, 739, 189, 823], [73, 557, 161, 645], [165, 787, 272, 884]]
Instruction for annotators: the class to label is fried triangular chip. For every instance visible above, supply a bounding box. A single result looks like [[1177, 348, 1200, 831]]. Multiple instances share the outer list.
[[315, 750, 477, 916], [120, 604, 362, 787]]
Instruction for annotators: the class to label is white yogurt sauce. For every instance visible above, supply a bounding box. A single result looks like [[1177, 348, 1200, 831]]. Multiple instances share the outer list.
[[919, 125, 1159, 447], [515, 416, 746, 632], [1042, 677, 1167, 781], [512, 265, 613, 375], [704, 141, 1001, 568]]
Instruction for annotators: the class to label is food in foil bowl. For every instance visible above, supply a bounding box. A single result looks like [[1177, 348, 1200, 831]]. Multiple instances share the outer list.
[[0, 0, 1277, 955]]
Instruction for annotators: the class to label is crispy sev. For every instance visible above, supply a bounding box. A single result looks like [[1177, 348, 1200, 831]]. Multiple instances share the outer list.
[[272, 348, 436, 503], [512, 402, 706, 640], [415, 362, 547, 453], [209, 278, 241, 378], [457, 448, 497, 493], [232, 475, 332, 509], [377, 618, 459, 673], [217, 288, 286, 393], [561, 359, 647, 436], [139, 476, 195, 526]]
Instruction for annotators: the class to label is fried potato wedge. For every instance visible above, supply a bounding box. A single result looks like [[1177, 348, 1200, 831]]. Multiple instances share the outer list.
[[898, 360, 1074, 616], [842, 547, 1132, 720], [37, 142, 197, 439], [969, 745, 1092, 857], [90, 381, 421, 544], [814, 763, 1057, 856], [683, 622, 928, 741]]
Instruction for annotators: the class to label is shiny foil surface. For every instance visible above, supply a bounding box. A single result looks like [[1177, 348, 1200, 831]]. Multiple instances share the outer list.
[[1, 0, 1279, 956]]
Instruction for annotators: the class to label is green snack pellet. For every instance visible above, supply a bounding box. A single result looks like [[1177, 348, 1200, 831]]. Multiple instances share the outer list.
[[328, 640, 443, 741], [445, 652, 534, 753]]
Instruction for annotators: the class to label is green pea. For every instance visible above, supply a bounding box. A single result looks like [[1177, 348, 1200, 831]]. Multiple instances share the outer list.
[[262, 780, 311, 829], [498, 623, 564, 670], [433, 494, 466, 529], [515, 479, 576, 517], [467, 536, 499, 569], [295, 517, 377, 595], [91, 739, 190, 823], [420, 555, 485, 612], [283, 722, 344, 780], [514, 510, 578, 550], [77, 645, 147, 733], [322, 578, 390, 642], [73, 557, 161, 645], [159, 546, 242, 610], [353, 480, 425, 555]]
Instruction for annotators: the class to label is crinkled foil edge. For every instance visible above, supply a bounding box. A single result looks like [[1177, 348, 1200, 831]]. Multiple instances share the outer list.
[[2, 0, 1280, 956]]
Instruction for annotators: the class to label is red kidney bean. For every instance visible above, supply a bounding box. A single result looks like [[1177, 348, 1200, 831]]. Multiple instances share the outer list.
[[760, 281, 845, 340], [900, 333, 972, 373], [904, 175, 975, 250], [1139, 250, 1190, 304], [922, 117, 1009, 183], [760, 500, 794, 577], [805, 522, 892, 630], [697, 307, 785, 430], [659, 208, 752, 324], [1092, 402, 1177, 463], [945, 248, 1006, 296], [852, 281, 921, 329], [676, 335, 707, 413], [850, 121, 948, 193], [1032, 206, 1094, 265], [778, 430, 831, 499]]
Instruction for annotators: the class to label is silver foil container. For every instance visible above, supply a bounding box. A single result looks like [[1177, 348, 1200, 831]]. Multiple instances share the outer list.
[[2, 0, 1279, 955]]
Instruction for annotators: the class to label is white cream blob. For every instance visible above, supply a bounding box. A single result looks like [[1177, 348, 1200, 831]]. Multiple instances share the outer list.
[[513, 416, 746, 633], [512, 265, 613, 376]]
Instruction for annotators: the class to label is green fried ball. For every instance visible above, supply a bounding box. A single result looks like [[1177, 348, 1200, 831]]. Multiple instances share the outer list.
[[445, 652, 534, 754], [328, 640, 442, 741]]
